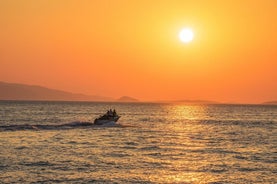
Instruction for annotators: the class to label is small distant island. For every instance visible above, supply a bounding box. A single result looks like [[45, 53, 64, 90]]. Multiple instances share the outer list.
[[117, 96, 139, 102], [262, 101, 277, 105]]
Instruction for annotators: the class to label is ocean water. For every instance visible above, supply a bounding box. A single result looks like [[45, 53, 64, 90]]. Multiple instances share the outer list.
[[0, 101, 276, 184]]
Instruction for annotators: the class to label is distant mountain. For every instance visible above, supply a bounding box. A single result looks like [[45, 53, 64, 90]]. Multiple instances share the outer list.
[[0, 81, 112, 101], [117, 96, 139, 102], [262, 101, 277, 105]]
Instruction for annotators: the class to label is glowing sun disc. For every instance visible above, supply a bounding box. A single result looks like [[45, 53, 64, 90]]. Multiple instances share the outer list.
[[179, 28, 194, 43]]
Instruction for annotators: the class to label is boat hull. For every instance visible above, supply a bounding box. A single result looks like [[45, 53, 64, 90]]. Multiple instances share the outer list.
[[94, 116, 120, 125]]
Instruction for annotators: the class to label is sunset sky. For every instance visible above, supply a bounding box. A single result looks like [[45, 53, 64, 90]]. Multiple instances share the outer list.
[[0, 0, 276, 103]]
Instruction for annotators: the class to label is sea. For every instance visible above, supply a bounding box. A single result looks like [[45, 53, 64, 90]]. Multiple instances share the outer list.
[[0, 101, 276, 184]]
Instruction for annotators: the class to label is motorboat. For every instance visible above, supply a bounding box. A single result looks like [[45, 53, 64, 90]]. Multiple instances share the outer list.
[[94, 109, 120, 125]]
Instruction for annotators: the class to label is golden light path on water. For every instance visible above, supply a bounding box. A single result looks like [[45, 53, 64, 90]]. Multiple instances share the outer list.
[[150, 105, 213, 183]]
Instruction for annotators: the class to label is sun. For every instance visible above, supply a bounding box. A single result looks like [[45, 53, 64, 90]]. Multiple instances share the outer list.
[[179, 28, 194, 43]]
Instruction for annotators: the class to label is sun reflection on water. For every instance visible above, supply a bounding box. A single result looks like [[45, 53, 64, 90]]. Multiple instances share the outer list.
[[146, 104, 218, 183], [167, 104, 208, 120]]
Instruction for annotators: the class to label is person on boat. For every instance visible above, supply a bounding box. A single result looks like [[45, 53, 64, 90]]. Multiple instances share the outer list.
[[110, 109, 113, 116], [113, 109, 117, 116]]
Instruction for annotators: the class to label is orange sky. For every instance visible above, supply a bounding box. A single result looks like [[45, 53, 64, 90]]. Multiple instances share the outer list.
[[0, 0, 276, 103]]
